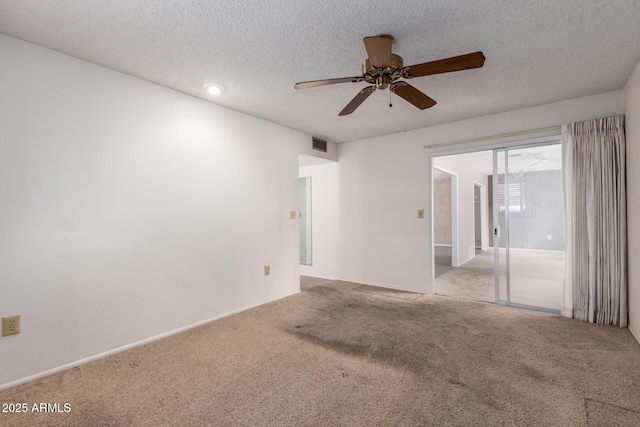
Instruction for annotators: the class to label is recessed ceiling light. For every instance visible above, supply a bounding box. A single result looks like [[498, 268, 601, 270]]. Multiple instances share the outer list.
[[204, 84, 223, 96]]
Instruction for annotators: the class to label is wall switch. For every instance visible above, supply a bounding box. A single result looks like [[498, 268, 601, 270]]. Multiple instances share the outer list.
[[289, 211, 296, 220], [2, 315, 21, 337], [547, 235, 552, 240], [264, 265, 270, 275], [417, 209, 425, 219]]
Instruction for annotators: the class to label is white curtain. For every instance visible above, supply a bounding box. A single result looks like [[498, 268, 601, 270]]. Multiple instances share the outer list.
[[562, 115, 627, 327]]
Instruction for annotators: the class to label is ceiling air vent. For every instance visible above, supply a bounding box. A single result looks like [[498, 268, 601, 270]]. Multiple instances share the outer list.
[[312, 137, 328, 153]]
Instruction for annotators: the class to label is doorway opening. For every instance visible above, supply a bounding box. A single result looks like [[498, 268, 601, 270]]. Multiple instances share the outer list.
[[299, 176, 312, 266], [432, 140, 564, 313]]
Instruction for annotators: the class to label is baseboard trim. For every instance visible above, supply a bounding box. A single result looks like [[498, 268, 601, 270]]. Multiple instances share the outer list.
[[341, 278, 427, 294], [300, 273, 426, 294], [299, 273, 337, 281], [0, 291, 300, 392], [457, 258, 470, 267]]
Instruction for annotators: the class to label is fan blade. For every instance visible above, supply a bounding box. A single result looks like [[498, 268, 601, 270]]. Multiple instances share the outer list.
[[391, 81, 436, 110], [363, 35, 393, 68], [405, 51, 486, 78], [294, 76, 364, 90], [339, 86, 376, 116]]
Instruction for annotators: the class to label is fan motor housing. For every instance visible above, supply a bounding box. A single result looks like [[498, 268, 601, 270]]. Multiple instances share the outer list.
[[362, 54, 404, 73], [363, 54, 404, 87]]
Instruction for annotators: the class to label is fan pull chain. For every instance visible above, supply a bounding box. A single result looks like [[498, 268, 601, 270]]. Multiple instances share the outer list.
[[389, 90, 392, 108]]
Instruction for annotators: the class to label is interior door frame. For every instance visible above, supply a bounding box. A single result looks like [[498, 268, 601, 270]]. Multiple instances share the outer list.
[[433, 166, 459, 267], [472, 182, 488, 251]]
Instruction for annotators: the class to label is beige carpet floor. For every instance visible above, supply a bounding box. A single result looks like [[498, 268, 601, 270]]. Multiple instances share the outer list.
[[1, 277, 639, 426], [436, 248, 565, 310]]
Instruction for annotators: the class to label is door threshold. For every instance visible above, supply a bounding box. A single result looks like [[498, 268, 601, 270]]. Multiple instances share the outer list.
[[435, 293, 561, 315], [496, 300, 561, 315]]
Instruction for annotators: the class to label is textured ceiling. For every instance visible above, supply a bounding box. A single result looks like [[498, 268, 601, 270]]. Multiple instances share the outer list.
[[1, 1, 639, 143]]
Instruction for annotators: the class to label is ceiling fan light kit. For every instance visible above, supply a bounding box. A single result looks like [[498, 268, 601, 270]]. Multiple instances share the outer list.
[[294, 35, 485, 116]]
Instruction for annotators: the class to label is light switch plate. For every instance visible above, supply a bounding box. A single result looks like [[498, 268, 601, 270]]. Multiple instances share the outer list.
[[264, 265, 270, 275], [289, 211, 296, 219], [2, 315, 21, 337], [418, 209, 425, 219]]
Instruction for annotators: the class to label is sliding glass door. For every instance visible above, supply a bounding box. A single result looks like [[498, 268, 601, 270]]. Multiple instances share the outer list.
[[433, 140, 564, 313], [493, 143, 564, 312]]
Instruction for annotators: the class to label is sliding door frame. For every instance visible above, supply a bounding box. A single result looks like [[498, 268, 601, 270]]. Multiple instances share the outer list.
[[427, 133, 563, 314]]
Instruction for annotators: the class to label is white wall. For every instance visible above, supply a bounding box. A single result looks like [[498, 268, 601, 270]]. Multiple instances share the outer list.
[[0, 35, 309, 389], [336, 91, 623, 293], [625, 62, 640, 341], [298, 141, 338, 163], [298, 163, 340, 279], [338, 137, 433, 292]]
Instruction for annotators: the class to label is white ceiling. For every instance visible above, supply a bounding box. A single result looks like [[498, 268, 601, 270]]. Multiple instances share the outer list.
[[1, 1, 639, 143]]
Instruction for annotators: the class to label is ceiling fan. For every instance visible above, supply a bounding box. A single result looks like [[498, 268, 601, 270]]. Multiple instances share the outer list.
[[294, 35, 486, 116]]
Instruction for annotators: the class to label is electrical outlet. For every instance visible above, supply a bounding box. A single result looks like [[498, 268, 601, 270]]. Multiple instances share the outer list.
[[547, 235, 552, 240], [2, 315, 21, 337], [417, 209, 425, 219], [289, 211, 296, 220], [264, 265, 270, 275]]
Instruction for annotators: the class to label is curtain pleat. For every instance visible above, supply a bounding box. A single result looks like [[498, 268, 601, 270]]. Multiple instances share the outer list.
[[561, 115, 627, 327]]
